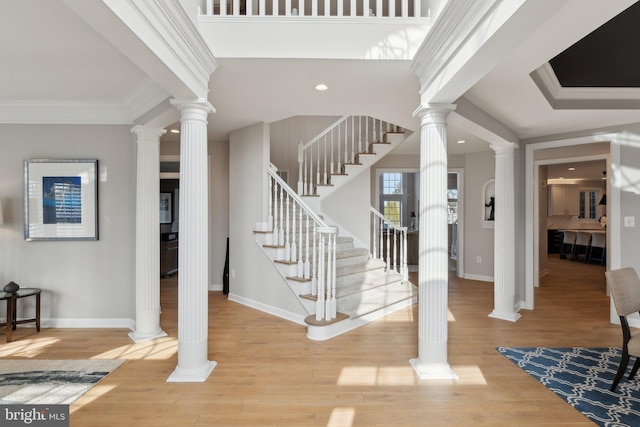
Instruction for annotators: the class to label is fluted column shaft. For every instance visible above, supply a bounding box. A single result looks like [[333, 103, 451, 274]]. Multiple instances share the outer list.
[[167, 98, 217, 382], [489, 143, 520, 321], [130, 126, 168, 343], [410, 104, 457, 379]]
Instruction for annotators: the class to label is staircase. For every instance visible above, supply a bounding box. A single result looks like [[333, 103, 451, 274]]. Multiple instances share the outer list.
[[254, 115, 417, 340]]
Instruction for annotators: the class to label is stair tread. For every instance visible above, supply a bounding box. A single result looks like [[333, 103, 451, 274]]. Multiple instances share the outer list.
[[337, 271, 404, 297], [336, 259, 386, 277], [338, 281, 417, 318], [335, 247, 368, 259]]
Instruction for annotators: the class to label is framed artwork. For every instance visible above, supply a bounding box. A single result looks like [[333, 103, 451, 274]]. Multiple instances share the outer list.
[[159, 192, 172, 224], [24, 159, 99, 241]]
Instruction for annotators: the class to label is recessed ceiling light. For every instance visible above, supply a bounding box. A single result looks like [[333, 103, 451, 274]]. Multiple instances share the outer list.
[[568, 167, 575, 171], [456, 140, 465, 144], [169, 129, 180, 134], [315, 83, 328, 91]]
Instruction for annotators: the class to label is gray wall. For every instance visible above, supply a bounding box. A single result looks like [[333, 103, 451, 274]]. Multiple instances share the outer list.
[[229, 122, 307, 320], [0, 124, 136, 325]]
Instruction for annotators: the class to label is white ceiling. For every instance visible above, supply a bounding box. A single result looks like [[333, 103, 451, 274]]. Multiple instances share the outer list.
[[2, 0, 639, 176]]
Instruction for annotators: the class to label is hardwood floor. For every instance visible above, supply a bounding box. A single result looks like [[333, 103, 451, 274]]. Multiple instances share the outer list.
[[0, 256, 618, 426]]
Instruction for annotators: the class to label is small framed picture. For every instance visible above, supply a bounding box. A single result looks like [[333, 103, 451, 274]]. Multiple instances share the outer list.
[[24, 159, 99, 241], [160, 192, 172, 224]]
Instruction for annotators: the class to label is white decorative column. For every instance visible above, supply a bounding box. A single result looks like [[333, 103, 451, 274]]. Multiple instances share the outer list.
[[410, 104, 457, 379], [130, 126, 168, 343], [167, 98, 217, 382], [489, 142, 520, 322]]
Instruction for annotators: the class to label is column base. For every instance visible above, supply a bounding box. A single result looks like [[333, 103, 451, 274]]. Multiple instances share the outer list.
[[167, 360, 217, 383], [488, 310, 521, 322], [128, 329, 168, 343], [409, 358, 458, 380]]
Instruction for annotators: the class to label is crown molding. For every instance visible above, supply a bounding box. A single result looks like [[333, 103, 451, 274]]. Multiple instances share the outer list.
[[102, 0, 218, 98], [125, 77, 172, 121], [411, 0, 500, 91], [0, 101, 132, 124], [0, 78, 169, 125], [531, 62, 640, 109]]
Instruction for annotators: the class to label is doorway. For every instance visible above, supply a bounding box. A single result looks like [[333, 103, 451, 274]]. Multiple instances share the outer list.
[[525, 135, 619, 312]]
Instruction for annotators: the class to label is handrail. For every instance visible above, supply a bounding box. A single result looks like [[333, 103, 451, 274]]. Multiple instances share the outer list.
[[268, 165, 339, 321], [298, 115, 401, 196]]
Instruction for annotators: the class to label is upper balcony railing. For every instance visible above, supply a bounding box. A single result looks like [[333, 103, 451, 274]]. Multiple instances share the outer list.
[[204, 0, 428, 18]]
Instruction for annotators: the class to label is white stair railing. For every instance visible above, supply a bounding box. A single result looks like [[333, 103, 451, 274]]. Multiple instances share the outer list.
[[268, 165, 338, 321], [205, 0, 427, 17], [298, 115, 401, 196], [370, 207, 408, 282]]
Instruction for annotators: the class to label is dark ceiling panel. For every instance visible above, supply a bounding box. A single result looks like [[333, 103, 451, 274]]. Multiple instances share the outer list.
[[549, 1, 640, 88]]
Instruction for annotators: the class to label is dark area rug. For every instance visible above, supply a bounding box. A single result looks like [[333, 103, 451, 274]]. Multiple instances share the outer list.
[[0, 359, 124, 404], [498, 347, 640, 427]]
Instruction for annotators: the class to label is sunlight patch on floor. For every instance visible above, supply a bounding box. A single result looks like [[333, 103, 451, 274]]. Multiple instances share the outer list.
[[327, 407, 355, 427], [338, 366, 418, 386], [70, 384, 117, 413], [92, 337, 177, 360], [338, 364, 486, 386], [451, 365, 487, 385], [0, 337, 61, 358]]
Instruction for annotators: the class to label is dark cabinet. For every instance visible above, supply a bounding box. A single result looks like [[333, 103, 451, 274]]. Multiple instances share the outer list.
[[547, 230, 562, 254], [160, 237, 178, 277]]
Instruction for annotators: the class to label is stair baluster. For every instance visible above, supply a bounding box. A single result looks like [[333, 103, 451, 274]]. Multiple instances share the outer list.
[[316, 232, 325, 321], [272, 181, 279, 246], [304, 215, 311, 279], [371, 207, 408, 282], [290, 201, 296, 262], [285, 194, 291, 260]]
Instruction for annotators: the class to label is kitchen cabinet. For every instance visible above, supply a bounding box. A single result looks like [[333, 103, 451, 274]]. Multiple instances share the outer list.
[[548, 185, 579, 216]]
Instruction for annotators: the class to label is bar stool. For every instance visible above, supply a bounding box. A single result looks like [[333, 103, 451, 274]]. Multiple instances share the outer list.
[[572, 231, 592, 262], [559, 230, 576, 259], [587, 231, 606, 266]]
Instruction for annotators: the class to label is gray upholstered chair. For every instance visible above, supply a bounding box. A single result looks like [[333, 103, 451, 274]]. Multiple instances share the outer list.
[[559, 230, 576, 259], [605, 267, 640, 391]]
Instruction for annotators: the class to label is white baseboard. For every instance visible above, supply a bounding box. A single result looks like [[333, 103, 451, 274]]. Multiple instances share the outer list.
[[462, 273, 494, 282], [227, 293, 307, 326], [209, 283, 223, 291], [40, 318, 134, 329]]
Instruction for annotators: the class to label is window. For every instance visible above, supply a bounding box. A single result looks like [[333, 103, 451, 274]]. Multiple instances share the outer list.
[[447, 189, 458, 224], [379, 172, 413, 227], [579, 189, 599, 219]]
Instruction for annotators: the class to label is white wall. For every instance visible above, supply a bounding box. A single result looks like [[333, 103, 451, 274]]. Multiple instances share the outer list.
[[322, 172, 370, 247], [270, 115, 341, 188], [209, 142, 230, 289], [228, 122, 308, 320], [0, 124, 136, 325]]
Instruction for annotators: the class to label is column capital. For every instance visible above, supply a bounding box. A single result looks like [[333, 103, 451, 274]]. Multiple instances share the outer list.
[[170, 98, 216, 114], [490, 141, 518, 155], [131, 125, 167, 142], [413, 104, 457, 126]]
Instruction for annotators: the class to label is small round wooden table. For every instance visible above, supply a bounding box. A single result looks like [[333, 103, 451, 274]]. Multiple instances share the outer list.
[[1, 288, 41, 342]]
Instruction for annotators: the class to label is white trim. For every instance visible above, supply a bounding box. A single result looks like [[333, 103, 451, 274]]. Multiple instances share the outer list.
[[227, 293, 308, 326], [531, 63, 640, 110], [462, 273, 493, 282], [41, 318, 135, 329]]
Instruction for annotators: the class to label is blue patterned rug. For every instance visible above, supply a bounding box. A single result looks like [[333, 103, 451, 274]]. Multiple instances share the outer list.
[[498, 347, 640, 427]]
